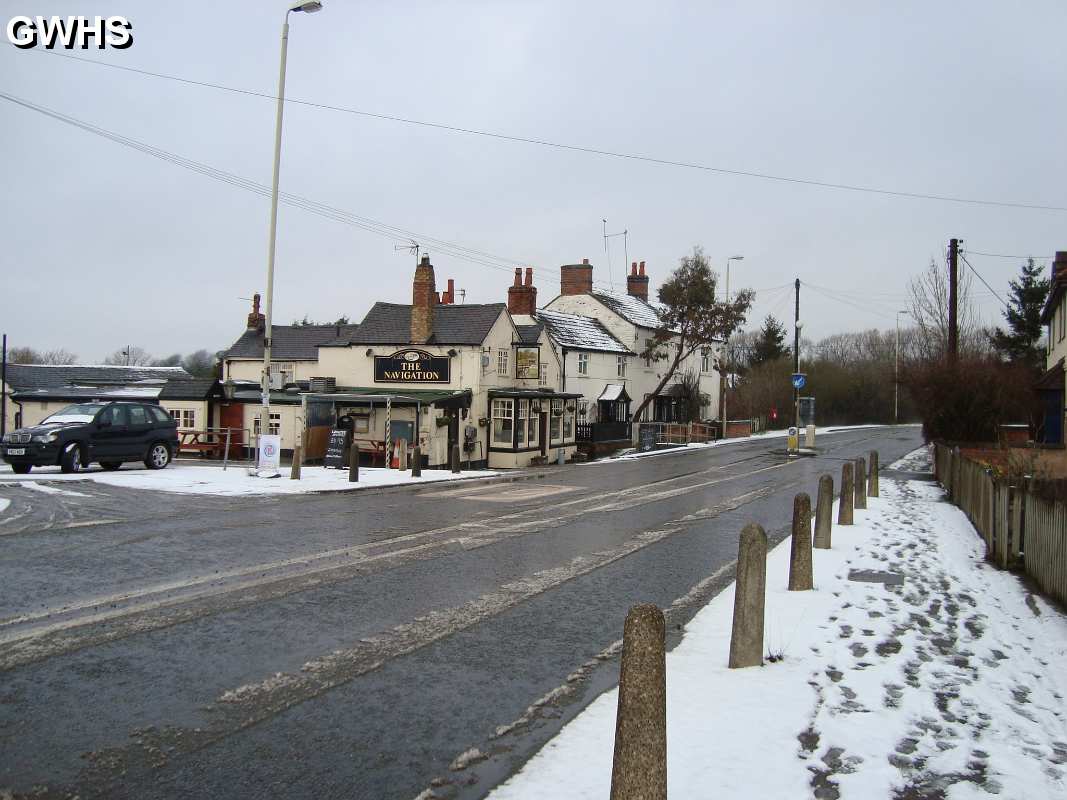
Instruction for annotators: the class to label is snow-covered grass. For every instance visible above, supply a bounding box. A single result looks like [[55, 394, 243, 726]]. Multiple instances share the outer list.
[[489, 446, 1067, 799], [0, 463, 498, 496], [589, 423, 919, 464], [888, 443, 934, 472]]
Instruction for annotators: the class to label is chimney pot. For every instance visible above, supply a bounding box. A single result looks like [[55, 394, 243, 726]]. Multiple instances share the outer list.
[[631, 261, 638, 276], [639, 260, 646, 276], [513, 268, 522, 286], [247, 292, 265, 331], [507, 267, 538, 315], [446, 278, 455, 304], [582, 258, 589, 265], [524, 267, 533, 286], [627, 260, 650, 301]]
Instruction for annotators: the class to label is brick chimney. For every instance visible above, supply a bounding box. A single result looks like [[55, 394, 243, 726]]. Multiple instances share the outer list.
[[442, 278, 455, 304], [247, 293, 265, 331], [627, 260, 649, 301], [561, 258, 594, 296], [508, 267, 538, 316], [411, 254, 436, 343], [1055, 251, 1067, 279]]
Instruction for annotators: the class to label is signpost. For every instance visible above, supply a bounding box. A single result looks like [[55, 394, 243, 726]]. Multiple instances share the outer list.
[[791, 373, 806, 390]]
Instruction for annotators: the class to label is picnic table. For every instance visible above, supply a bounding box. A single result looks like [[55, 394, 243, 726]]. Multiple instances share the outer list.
[[353, 438, 388, 466], [178, 429, 243, 459]]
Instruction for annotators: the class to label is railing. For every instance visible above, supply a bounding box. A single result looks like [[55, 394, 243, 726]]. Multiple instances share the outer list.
[[934, 443, 1067, 606], [576, 421, 632, 443], [633, 421, 717, 446]]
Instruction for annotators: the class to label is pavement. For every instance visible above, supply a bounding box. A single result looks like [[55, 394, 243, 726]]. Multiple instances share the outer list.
[[0, 425, 923, 799]]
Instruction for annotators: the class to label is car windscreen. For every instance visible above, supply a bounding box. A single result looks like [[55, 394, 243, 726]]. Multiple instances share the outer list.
[[41, 404, 102, 424]]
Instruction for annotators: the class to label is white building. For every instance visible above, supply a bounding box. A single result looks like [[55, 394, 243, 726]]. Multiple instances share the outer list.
[[1038, 250, 1067, 445]]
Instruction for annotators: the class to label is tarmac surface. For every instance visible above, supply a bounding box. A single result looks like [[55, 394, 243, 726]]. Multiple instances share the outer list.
[[0, 425, 923, 799]]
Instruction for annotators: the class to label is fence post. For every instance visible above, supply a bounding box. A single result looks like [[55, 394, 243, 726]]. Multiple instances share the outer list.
[[788, 493, 814, 591], [839, 462, 854, 525], [814, 475, 833, 549], [868, 450, 879, 497], [610, 604, 667, 800], [729, 523, 767, 668], [854, 457, 867, 510]]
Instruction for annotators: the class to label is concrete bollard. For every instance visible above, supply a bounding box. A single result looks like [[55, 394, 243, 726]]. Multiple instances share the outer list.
[[290, 444, 302, 481], [411, 445, 422, 478], [839, 462, 854, 525], [450, 444, 461, 474], [610, 604, 667, 800], [729, 523, 767, 669], [854, 457, 867, 510], [398, 439, 409, 471], [868, 450, 879, 497], [788, 493, 814, 591], [348, 442, 359, 483], [814, 474, 833, 549]]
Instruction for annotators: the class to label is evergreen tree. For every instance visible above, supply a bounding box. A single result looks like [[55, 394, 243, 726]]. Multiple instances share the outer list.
[[989, 258, 1050, 370], [750, 315, 789, 366]]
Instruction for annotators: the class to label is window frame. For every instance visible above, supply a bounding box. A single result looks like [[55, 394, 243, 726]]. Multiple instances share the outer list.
[[491, 398, 514, 445], [497, 348, 510, 377], [577, 352, 589, 375], [617, 355, 627, 378]]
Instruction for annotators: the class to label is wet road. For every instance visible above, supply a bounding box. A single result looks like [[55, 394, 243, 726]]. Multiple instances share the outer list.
[[0, 426, 923, 799]]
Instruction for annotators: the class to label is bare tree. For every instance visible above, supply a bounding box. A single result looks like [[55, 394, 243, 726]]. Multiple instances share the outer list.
[[103, 346, 154, 366], [7, 347, 78, 364], [907, 258, 985, 360]]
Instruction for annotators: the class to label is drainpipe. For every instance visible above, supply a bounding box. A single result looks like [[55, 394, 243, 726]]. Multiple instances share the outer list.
[[561, 347, 567, 393]]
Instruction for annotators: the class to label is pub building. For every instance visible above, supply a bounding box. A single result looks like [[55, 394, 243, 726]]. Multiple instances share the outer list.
[[222, 255, 580, 469], [220, 255, 721, 468]]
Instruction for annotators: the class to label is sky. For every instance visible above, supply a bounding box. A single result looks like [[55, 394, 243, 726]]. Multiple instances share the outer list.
[[2, 1, 1065, 363]]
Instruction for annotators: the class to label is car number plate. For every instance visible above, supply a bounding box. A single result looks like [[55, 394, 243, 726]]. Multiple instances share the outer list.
[[7, 448, 25, 456]]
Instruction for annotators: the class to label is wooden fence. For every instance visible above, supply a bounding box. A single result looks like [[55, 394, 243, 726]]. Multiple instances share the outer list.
[[934, 443, 1067, 606]]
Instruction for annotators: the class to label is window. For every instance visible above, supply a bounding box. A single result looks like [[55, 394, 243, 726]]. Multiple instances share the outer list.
[[128, 406, 148, 426], [497, 348, 510, 376], [577, 352, 589, 375], [148, 406, 171, 424], [273, 362, 295, 385], [516, 399, 528, 447], [528, 401, 539, 446], [617, 355, 627, 378], [98, 405, 127, 427], [168, 409, 196, 428], [550, 399, 563, 442], [539, 363, 548, 387], [563, 402, 574, 440], [253, 413, 281, 436], [492, 399, 513, 445], [701, 348, 711, 373]]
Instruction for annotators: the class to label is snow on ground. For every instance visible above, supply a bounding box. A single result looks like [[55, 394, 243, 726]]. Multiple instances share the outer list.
[[0, 498, 8, 515], [0, 463, 498, 496], [489, 446, 1067, 799], [587, 423, 920, 464], [889, 443, 934, 472]]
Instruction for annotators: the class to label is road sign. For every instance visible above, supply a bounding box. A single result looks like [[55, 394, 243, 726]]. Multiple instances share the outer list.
[[791, 373, 806, 389]]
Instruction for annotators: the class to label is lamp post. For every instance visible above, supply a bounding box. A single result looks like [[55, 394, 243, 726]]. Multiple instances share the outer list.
[[895, 310, 909, 424], [259, 0, 323, 451], [719, 256, 744, 437]]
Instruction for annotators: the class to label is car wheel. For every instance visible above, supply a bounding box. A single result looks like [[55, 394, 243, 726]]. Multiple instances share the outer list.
[[100, 461, 122, 471], [145, 442, 171, 470], [12, 463, 31, 474], [60, 443, 83, 474]]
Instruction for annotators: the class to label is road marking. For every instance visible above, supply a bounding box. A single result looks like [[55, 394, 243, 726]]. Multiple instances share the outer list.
[[62, 520, 120, 529], [464, 484, 578, 502]]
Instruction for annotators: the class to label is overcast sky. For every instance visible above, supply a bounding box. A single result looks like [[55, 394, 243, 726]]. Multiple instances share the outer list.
[[2, 1, 1065, 362]]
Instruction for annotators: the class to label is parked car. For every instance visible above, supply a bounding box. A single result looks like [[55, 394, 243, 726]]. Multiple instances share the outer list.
[[1, 401, 179, 474]]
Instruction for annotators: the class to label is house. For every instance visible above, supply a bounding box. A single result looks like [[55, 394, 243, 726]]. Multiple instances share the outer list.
[[221, 257, 580, 468], [2, 363, 195, 432], [544, 259, 722, 425], [1037, 250, 1067, 445]]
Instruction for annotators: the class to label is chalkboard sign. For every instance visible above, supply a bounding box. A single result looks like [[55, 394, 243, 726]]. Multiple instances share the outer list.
[[638, 423, 657, 453], [324, 428, 349, 469]]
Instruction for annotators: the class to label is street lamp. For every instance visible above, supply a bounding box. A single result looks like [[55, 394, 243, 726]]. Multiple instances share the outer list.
[[259, 0, 324, 460], [720, 256, 744, 436], [895, 310, 909, 424], [793, 319, 804, 436]]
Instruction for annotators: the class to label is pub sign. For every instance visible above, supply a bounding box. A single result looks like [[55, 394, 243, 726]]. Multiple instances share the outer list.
[[515, 346, 540, 380], [374, 349, 451, 383]]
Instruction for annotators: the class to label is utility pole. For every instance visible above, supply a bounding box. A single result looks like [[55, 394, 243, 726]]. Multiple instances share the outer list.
[[1, 333, 7, 438], [793, 278, 801, 432], [895, 310, 908, 424], [947, 238, 959, 363]]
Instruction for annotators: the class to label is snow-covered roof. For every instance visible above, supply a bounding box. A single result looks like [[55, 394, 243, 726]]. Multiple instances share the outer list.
[[591, 291, 668, 330], [535, 308, 632, 354], [597, 383, 631, 402]]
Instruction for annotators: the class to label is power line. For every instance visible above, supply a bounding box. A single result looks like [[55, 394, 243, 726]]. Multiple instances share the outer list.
[[0, 89, 558, 281], [20, 47, 1067, 214], [962, 249, 1053, 260], [958, 252, 1009, 309]]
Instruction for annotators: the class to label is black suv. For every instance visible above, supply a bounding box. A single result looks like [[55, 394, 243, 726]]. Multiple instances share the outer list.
[[1, 401, 179, 474]]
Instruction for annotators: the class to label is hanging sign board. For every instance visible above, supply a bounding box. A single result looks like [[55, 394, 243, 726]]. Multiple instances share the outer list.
[[515, 346, 540, 379], [374, 349, 450, 383], [324, 428, 349, 469]]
